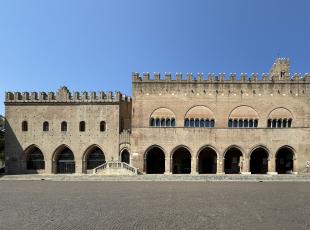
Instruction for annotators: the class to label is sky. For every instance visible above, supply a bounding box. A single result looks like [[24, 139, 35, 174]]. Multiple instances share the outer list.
[[0, 0, 309, 115]]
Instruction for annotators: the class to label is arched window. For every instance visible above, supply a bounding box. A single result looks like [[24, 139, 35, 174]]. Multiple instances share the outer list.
[[288, 118, 292, 128], [43, 121, 49, 132], [239, 119, 244, 128], [272, 119, 277, 128], [210, 119, 215, 128], [184, 119, 189, 127], [155, 118, 160, 127], [200, 119, 205, 127], [150, 118, 155, 127], [277, 119, 282, 128], [190, 119, 195, 127], [22, 121, 28, 132], [195, 119, 200, 127], [249, 119, 254, 128], [166, 119, 171, 127], [61, 121, 67, 132], [283, 119, 287, 128], [161, 118, 166, 127], [254, 119, 258, 128], [100, 121, 106, 132], [228, 119, 233, 128], [233, 119, 238, 128], [244, 119, 249, 128], [171, 118, 176, 127], [205, 119, 210, 128], [267, 119, 272, 128], [79, 121, 86, 132]]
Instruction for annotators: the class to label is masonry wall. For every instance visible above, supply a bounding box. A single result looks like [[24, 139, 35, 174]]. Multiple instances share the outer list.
[[130, 75, 310, 173]]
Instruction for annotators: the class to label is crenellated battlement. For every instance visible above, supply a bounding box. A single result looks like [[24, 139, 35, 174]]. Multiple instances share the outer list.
[[132, 72, 310, 83], [5, 86, 132, 104]]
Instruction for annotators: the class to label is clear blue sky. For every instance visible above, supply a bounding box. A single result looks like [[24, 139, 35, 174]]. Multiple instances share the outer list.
[[0, 0, 309, 115]]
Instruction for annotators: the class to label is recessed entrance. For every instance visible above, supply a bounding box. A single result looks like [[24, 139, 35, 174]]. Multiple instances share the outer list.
[[276, 147, 294, 174], [26, 147, 45, 171], [86, 147, 105, 170], [250, 147, 268, 174], [172, 147, 191, 174], [121, 149, 130, 164], [224, 147, 242, 174], [198, 147, 217, 174], [145, 147, 165, 174], [56, 148, 75, 174]]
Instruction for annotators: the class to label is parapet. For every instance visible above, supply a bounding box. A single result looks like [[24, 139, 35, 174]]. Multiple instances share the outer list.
[[5, 86, 132, 104], [132, 72, 310, 83]]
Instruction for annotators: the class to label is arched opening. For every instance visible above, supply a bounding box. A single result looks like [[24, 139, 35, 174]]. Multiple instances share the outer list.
[[172, 147, 191, 174], [86, 147, 105, 170], [56, 147, 75, 174], [276, 147, 294, 174], [26, 147, 45, 170], [121, 149, 130, 164], [100, 121, 106, 132], [145, 147, 165, 174], [198, 147, 217, 174], [61, 121, 67, 132], [22, 121, 28, 131], [250, 147, 268, 174], [79, 121, 86, 132], [43, 121, 49, 132], [224, 147, 242, 174]]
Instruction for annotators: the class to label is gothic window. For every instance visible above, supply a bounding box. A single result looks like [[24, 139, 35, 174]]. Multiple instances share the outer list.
[[61, 121, 67, 132], [79, 121, 86, 132], [43, 121, 49, 132], [22, 121, 28, 132], [100, 121, 106, 132]]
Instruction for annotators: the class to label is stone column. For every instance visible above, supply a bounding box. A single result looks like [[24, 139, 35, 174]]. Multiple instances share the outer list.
[[267, 157, 277, 175], [241, 157, 251, 174], [217, 157, 224, 174], [75, 159, 83, 174], [45, 158, 53, 174], [191, 157, 197, 175], [164, 157, 171, 174], [293, 157, 298, 174]]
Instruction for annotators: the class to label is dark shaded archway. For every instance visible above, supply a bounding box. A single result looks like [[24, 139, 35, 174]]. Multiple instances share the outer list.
[[224, 147, 242, 174], [56, 148, 75, 174], [121, 149, 130, 164], [86, 147, 105, 170], [26, 147, 45, 170], [250, 147, 268, 174], [276, 147, 294, 174], [172, 147, 191, 174], [198, 147, 217, 174], [146, 147, 165, 174]]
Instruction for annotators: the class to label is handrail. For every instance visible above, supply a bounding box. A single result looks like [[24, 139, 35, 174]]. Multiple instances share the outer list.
[[93, 161, 138, 174]]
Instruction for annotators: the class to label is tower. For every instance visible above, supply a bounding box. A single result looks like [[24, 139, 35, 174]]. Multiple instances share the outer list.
[[269, 58, 290, 80]]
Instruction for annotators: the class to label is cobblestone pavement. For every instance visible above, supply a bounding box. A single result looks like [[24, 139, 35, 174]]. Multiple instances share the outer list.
[[0, 181, 309, 230]]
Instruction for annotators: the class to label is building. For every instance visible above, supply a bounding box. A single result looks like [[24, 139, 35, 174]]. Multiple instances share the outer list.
[[4, 58, 310, 175]]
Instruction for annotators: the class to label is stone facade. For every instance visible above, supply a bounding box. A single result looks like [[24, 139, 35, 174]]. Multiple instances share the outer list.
[[4, 59, 310, 175]]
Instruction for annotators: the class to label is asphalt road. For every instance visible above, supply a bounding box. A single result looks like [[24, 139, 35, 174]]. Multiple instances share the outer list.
[[0, 181, 309, 230]]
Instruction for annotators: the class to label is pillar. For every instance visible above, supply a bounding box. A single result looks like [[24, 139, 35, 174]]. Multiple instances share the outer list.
[[241, 157, 251, 174], [216, 157, 224, 174], [75, 159, 83, 174], [191, 157, 197, 175], [267, 157, 277, 175], [164, 157, 171, 174]]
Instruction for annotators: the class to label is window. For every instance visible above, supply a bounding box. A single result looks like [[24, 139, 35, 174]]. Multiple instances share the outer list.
[[228, 119, 233, 128], [43, 121, 49, 132], [79, 121, 86, 132], [288, 119, 292, 128], [267, 119, 272, 128], [100, 121, 106, 132], [161, 118, 166, 127], [171, 119, 176, 127], [190, 119, 195, 127], [184, 119, 190, 127], [166, 119, 171, 127], [61, 121, 67, 132], [200, 119, 205, 127], [195, 119, 200, 127], [150, 118, 155, 127], [22, 121, 28, 132], [244, 119, 249, 128], [254, 119, 258, 128], [210, 119, 215, 128], [229, 119, 258, 128]]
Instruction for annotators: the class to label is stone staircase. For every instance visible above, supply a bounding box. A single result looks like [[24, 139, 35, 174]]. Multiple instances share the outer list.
[[93, 161, 139, 175], [1, 174, 310, 182]]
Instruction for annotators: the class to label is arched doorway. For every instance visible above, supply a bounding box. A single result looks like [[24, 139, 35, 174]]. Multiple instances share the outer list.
[[172, 147, 191, 174], [276, 147, 294, 174], [56, 148, 75, 174], [146, 147, 165, 174], [26, 147, 45, 171], [250, 147, 268, 174], [86, 147, 105, 170], [198, 147, 217, 174], [121, 149, 130, 164], [224, 147, 242, 174]]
